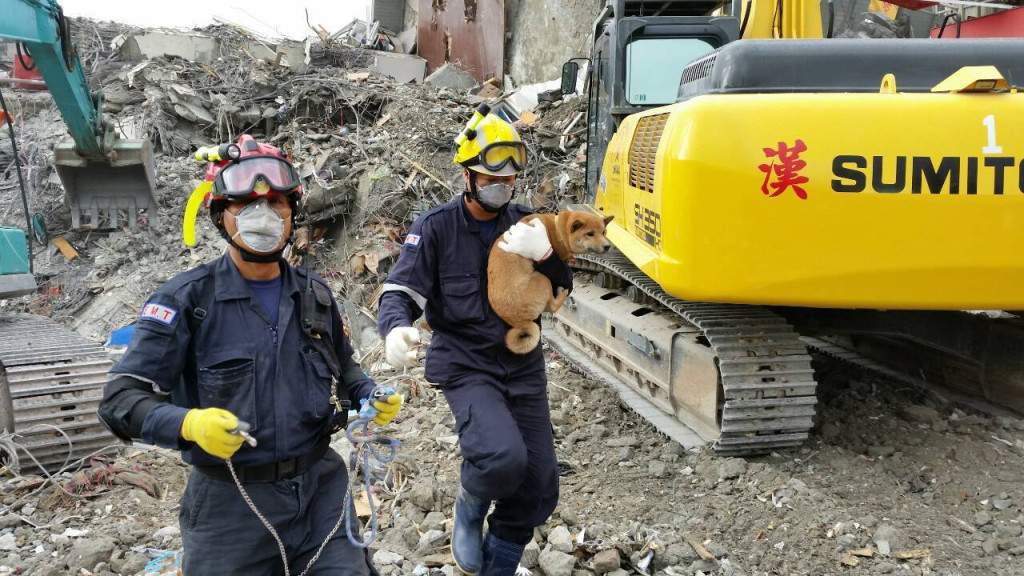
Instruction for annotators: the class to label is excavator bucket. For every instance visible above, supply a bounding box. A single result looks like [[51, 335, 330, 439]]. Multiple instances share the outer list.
[[53, 138, 159, 230]]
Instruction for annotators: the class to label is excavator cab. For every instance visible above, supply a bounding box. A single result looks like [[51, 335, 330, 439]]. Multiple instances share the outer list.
[[561, 1, 740, 198]]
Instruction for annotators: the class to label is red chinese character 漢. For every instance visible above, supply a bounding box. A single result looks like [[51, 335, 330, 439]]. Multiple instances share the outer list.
[[759, 139, 809, 199]]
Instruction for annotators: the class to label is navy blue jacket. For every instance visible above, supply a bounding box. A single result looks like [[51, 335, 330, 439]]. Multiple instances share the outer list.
[[377, 196, 572, 385], [108, 254, 375, 467]]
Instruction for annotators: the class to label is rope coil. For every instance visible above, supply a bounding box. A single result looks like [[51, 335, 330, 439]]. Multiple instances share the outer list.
[[226, 384, 402, 576]]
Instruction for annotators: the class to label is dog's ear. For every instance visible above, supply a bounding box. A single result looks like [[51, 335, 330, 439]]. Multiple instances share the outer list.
[[571, 219, 585, 233], [603, 215, 614, 226]]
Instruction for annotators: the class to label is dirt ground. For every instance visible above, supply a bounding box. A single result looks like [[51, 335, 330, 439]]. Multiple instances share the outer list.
[[1, 344, 1020, 576]]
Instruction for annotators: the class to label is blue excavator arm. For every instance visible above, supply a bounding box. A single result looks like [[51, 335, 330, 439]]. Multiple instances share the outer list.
[[3, 0, 106, 158], [0, 0, 159, 230]]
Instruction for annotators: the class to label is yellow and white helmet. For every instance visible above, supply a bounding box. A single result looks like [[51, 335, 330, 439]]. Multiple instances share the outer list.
[[453, 112, 527, 177]]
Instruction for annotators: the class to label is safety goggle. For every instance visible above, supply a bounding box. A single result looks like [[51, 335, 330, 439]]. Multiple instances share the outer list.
[[214, 156, 301, 198], [467, 142, 527, 173]]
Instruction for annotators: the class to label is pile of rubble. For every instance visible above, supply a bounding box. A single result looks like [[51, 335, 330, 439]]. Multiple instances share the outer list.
[[0, 16, 588, 346]]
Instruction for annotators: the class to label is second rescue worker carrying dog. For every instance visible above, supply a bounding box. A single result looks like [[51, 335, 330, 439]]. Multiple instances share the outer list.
[[378, 110, 573, 575], [98, 135, 401, 575]]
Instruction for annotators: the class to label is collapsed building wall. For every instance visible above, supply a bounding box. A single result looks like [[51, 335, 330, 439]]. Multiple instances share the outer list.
[[505, 0, 604, 85]]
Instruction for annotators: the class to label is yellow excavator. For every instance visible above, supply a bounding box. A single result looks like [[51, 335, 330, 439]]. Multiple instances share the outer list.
[[550, 0, 1024, 455]]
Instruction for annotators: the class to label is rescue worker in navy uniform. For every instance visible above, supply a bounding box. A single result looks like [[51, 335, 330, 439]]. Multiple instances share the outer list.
[[98, 135, 402, 576], [377, 114, 573, 575]]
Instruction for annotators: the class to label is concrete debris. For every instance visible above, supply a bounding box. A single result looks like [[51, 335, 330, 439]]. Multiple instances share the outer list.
[[521, 539, 541, 569], [873, 524, 899, 556], [417, 529, 446, 552], [867, 445, 896, 458], [717, 458, 747, 481], [592, 547, 620, 573], [648, 460, 669, 478], [372, 52, 428, 84], [332, 19, 404, 53], [118, 31, 218, 62], [901, 404, 941, 424], [547, 525, 573, 554], [605, 436, 638, 448], [374, 549, 405, 566], [424, 63, 479, 91], [537, 549, 575, 576], [1, 12, 587, 346]]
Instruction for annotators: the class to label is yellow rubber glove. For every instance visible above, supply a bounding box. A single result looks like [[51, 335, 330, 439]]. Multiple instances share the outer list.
[[181, 408, 245, 459], [371, 393, 403, 426]]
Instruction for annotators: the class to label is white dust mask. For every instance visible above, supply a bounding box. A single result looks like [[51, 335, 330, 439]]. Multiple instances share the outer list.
[[227, 199, 286, 254], [477, 183, 513, 212]]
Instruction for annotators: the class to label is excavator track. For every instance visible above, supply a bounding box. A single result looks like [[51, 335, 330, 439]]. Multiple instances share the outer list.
[[0, 315, 115, 474], [546, 251, 818, 456]]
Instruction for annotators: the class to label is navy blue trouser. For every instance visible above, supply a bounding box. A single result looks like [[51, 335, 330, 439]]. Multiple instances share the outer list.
[[179, 449, 379, 576], [442, 375, 559, 545]]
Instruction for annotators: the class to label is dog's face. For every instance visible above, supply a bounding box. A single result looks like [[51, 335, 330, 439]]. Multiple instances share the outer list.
[[567, 212, 614, 254]]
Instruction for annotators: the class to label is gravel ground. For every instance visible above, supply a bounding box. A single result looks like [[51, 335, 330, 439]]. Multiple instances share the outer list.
[[0, 347, 1020, 576]]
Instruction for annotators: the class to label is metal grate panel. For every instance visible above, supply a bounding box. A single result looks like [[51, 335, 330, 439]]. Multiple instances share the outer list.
[[680, 51, 718, 85], [628, 113, 669, 193]]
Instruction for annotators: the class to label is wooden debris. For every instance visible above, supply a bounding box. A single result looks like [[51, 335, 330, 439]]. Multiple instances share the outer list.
[[947, 515, 977, 534], [840, 552, 859, 567], [849, 548, 875, 557], [684, 533, 715, 562], [347, 72, 370, 82], [354, 490, 381, 518], [396, 150, 452, 192], [894, 550, 931, 560], [52, 237, 79, 261], [475, 83, 502, 100], [403, 171, 418, 190], [518, 110, 538, 126]]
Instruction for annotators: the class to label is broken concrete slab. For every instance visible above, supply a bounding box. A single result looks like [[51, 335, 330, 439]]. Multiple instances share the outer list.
[[398, 27, 417, 54], [424, 63, 478, 91], [119, 30, 309, 72], [243, 39, 312, 72], [166, 84, 215, 124], [372, 52, 428, 84], [119, 31, 218, 62]]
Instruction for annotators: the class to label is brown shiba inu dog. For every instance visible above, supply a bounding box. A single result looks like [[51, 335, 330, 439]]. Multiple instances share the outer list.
[[488, 210, 614, 354]]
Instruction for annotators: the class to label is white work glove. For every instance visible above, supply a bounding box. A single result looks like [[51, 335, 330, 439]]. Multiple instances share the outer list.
[[385, 327, 420, 367], [498, 219, 552, 262]]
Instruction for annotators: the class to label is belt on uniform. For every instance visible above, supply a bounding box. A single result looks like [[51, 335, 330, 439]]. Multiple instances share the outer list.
[[195, 435, 331, 483]]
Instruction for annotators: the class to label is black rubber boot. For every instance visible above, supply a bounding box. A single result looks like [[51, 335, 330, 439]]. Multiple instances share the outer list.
[[480, 533, 526, 576], [452, 486, 489, 575]]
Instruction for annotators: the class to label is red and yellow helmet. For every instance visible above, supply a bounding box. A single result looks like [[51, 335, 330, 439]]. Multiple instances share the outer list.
[[200, 134, 303, 208], [183, 135, 303, 246]]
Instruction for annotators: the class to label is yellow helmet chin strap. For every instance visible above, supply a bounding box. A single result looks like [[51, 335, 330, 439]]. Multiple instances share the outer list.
[[183, 181, 212, 247]]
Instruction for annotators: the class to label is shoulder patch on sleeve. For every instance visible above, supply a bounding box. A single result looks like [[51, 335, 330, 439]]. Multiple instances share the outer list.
[[140, 302, 178, 326], [404, 233, 421, 246]]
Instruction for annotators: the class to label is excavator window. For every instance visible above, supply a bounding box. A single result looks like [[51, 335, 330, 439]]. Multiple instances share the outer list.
[[625, 37, 715, 105]]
